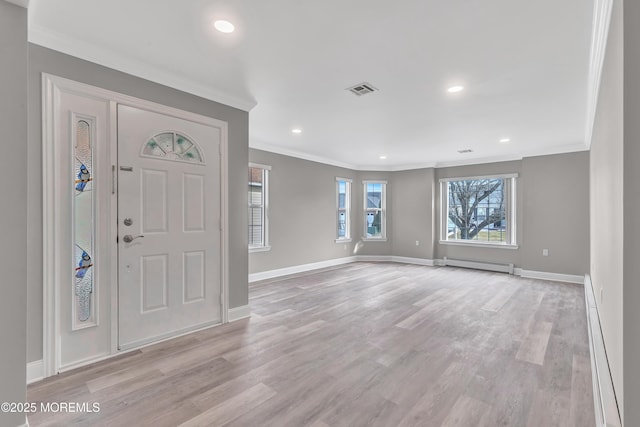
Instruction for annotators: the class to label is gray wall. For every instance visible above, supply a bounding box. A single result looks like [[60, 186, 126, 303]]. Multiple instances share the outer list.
[[248, 149, 357, 273], [521, 152, 590, 274], [589, 0, 624, 418], [0, 3, 28, 426], [248, 149, 412, 273], [433, 154, 589, 275], [250, 149, 589, 278], [391, 168, 435, 259], [27, 44, 249, 363], [625, 0, 640, 425]]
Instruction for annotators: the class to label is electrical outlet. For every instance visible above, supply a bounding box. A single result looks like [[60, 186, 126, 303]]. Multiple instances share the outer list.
[[542, 249, 549, 256], [344, 244, 347, 251], [416, 240, 420, 246]]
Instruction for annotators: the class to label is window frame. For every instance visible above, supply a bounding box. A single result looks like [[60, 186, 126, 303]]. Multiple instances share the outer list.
[[335, 177, 352, 243], [362, 180, 387, 242], [439, 173, 518, 249], [248, 163, 271, 252]]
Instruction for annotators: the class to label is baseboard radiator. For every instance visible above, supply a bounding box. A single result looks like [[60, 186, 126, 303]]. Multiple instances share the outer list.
[[584, 275, 621, 427], [442, 257, 514, 275]]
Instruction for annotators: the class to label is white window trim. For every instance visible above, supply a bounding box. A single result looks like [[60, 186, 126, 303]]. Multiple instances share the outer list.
[[249, 163, 271, 252], [335, 177, 352, 243], [363, 180, 387, 241], [440, 174, 517, 249]]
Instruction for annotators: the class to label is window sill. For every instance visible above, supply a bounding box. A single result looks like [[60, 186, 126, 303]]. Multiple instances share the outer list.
[[362, 237, 388, 242], [249, 245, 272, 253], [439, 240, 518, 250], [335, 238, 352, 243]]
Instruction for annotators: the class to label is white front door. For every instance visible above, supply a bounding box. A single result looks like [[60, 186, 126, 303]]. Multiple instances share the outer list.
[[117, 104, 222, 349]]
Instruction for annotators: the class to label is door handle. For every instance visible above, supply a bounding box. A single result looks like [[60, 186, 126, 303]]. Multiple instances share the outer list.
[[122, 234, 144, 243]]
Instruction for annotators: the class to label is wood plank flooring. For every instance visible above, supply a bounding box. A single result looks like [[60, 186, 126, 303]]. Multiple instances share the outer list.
[[27, 262, 594, 427]]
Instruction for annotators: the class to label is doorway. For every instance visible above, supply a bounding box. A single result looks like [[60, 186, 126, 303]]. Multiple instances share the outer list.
[[42, 74, 229, 376]]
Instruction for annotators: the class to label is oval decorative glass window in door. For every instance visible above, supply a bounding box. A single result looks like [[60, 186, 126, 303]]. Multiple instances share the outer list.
[[142, 132, 204, 163], [74, 119, 94, 323]]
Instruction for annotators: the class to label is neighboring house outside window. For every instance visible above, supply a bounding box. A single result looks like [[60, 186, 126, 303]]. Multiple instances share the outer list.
[[336, 178, 352, 242], [363, 180, 387, 241], [248, 163, 271, 252], [440, 174, 517, 248]]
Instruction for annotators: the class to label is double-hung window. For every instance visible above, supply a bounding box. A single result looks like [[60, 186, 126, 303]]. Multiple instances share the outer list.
[[248, 163, 270, 252], [363, 181, 387, 241], [440, 174, 517, 248], [336, 178, 352, 242]]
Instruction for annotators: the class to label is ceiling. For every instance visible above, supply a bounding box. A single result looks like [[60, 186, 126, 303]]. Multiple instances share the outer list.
[[29, 0, 595, 170]]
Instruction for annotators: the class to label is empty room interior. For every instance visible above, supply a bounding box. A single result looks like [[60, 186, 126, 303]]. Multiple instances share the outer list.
[[2, 0, 639, 426]]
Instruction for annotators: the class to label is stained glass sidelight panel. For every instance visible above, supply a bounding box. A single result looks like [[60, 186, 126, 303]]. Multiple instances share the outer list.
[[74, 120, 94, 323]]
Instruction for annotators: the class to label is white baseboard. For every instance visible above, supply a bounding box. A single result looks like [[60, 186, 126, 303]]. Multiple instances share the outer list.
[[516, 269, 583, 284], [354, 255, 393, 262], [228, 305, 251, 321], [584, 274, 621, 427], [249, 257, 583, 285], [390, 256, 435, 266], [26, 359, 44, 385], [249, 256, 357, 282], [249, 255, 439, 283]]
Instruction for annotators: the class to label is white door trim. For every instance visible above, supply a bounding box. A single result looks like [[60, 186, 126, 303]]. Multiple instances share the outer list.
[[42, 73, 229, 378]]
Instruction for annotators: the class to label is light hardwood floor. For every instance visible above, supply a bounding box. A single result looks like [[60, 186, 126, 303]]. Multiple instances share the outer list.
[[27, 262, 594, 426]]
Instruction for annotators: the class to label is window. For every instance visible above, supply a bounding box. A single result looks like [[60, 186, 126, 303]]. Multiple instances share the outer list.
[[143, 132, 204, 163], [363, 181, 387, 240], [336, 178, 352, 242], [74, 119, 95, 327], [440, 174, 517, 248], [248, 163, 270, 251]]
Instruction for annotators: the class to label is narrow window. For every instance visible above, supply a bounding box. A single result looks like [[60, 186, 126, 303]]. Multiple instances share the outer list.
[[441, 174, 517, 247], [74, 119, 95, 326], [363, 181, 387, 241], [248, 163, 271, 251], [336, 178, 352, 242]]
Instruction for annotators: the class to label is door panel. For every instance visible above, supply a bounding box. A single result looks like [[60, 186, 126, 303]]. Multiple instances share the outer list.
[[118, 104, 221, 349], [141, 169, 168, 233], [183, 251, 205, 303], [141, 254, 168, 312], [183, 173, 206, 231]]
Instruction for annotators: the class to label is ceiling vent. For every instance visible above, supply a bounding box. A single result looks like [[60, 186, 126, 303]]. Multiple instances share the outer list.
[[346, 82, 378, 96], [457, 149, 473, 154]]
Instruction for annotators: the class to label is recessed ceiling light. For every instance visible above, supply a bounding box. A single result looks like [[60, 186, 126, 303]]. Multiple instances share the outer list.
[[213, 20, 235, 33], [379, 155, 387, 160], [291, 128, 302, 134], [499, 138, 511, 143], [447, 85, 464, 93]]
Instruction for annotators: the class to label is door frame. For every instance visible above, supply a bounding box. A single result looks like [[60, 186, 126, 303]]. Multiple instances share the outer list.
[[42, 73, 229, 378]]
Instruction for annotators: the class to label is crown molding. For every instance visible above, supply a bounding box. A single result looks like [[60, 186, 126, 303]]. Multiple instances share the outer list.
[[5, 0, 28, 8], [251, 139, 589, 172], [251, 140, 589, 172], [584, 0, 614, 149], [249, 141, 359, 170], [432, 154, 523, 169], [520, 141, 589, 159], [250, 141, 438, 171], [28, 24, 257, 112]]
